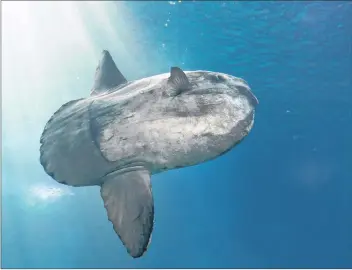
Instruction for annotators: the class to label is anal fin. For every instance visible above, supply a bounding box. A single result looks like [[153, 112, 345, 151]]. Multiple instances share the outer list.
[[100, 168, 154, 258]]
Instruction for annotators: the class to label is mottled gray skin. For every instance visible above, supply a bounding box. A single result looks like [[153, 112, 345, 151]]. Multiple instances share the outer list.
[[39, 50, 258, 258], [40, 71, 258, 187]]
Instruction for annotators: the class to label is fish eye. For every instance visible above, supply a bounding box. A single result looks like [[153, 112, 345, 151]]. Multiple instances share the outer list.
[[217, 75, 226, 82], [208, 74, 226, 83]]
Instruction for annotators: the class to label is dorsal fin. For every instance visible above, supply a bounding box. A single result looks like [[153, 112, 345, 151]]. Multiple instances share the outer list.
[[168, 67, 191, 94], [91, 50, 127, 96]]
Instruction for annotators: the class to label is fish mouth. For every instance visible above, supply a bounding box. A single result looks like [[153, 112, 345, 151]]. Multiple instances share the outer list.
[[245, 90, 259, 106], [244, 88, 259, 106], [252, 94, 259, 105]]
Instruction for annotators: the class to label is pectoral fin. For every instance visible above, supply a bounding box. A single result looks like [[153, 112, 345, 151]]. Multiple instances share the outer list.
[[168, 67, 191, 95], [100, 168, 154, 258]]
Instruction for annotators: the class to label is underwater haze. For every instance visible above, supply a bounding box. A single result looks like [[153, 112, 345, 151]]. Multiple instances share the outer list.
[[2, 1, 352, 268]]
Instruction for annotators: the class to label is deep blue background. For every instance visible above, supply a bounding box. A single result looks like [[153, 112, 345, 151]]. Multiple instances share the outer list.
[[2, 1, 352, 268]]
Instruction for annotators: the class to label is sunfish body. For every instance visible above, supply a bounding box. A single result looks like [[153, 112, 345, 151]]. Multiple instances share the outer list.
[[39, 50, 259, 258]]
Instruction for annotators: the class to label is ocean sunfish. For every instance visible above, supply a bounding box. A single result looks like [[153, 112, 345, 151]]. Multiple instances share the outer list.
[[39, 50, 259, 258]]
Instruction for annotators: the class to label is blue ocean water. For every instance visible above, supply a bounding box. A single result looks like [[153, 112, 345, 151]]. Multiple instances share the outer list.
[[2, 1, 352, 268]]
